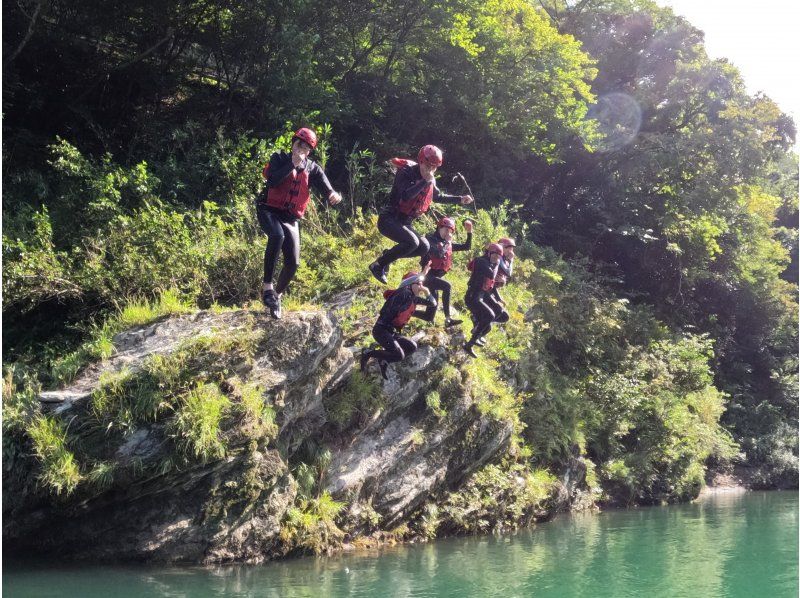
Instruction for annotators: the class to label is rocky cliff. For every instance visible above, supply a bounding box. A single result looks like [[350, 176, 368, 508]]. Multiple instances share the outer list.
[[3, 306, 591, 563]]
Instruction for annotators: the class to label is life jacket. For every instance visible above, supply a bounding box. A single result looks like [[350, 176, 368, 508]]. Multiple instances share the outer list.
[[390, 158, 416, 169], [468, 258, 496, 292], [392, 159, 434, 218], [262, 162, 311, 218], [429, 237, 453, 272], [383, 288, 416, 329], [495, 257, 512, 288]]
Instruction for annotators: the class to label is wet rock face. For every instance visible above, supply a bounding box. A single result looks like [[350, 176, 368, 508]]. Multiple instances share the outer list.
[[5, 309, 519, 563], [9, 449, 296, 564]]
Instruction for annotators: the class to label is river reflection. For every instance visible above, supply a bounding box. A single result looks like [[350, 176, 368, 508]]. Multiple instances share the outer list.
[[4, 491, 797, 598]]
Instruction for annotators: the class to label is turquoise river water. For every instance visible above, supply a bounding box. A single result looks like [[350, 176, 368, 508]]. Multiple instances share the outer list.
[[4, 490, 797, 597]]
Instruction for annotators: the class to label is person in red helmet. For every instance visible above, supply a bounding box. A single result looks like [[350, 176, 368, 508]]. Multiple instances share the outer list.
[[256, 127, 342, 318], [463, 243, 509, 357], [368, 145, 473, 284], [360, 272, 437, 379], [485, 236, 516, 326], [495, 237, 516, 288], [418, 216, 473, 327]]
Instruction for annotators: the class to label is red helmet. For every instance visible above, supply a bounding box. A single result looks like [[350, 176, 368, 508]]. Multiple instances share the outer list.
[[293, 127, 318, 149], [498, 237, 516, 248], [485, 243, 504, 255], [437, 217, 456, 230], [418, 145, 443, 167]]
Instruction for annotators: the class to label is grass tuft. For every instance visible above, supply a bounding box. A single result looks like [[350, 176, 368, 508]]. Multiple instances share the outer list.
[[171, 382, 231, 462], [27, 416, 83, 495]]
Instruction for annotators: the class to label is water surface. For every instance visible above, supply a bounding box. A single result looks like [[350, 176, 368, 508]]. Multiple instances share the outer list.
[[4, 490, 797, 597]]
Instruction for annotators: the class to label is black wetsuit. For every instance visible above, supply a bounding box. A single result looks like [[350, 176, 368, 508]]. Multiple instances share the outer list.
[[374, 164, 461, 269], [255, 151, 334, 294], [490, 256, 514, 322], [365, 287, 437, 364], [464, 255, 508, 344], [418, 231, 472, 320]]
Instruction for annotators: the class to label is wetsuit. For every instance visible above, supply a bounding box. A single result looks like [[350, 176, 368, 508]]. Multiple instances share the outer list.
[[487, 256, 513, 322], [364, 287, 437, 364], [464, 255, 507, 346], [418, 230, 472, 321], [374, 164, 461, 269], [495, 256, 513, 288], [255, 151, 334, 294]]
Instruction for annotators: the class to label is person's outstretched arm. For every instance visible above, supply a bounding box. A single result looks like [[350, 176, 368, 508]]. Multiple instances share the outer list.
[[452, 232, 473, 252], [308, 162, 337, 200]]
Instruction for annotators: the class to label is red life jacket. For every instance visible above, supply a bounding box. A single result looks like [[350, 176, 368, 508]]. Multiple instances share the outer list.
[[262, 163, 311, 218], [397, 183, 433, 218], [390, 158, 416, 169], [392, 159, 434, 218], [383, 289, 416, 329], [429, 239, 453, 272]]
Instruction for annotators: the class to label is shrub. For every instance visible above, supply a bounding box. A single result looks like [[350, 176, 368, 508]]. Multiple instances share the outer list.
[[280, 492, 346, 555]]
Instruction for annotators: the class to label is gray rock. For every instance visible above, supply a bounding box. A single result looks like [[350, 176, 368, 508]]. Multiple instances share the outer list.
[[6, 307, 549, 563]]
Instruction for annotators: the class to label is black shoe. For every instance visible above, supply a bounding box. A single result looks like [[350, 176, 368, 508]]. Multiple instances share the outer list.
[[444, 317, 462, 327], [378, 360, 389, 380], [475, 336, 487, 347], [369, 262, 388, 284], [360, 351, 371, 372], [262, 289, 282, 319], [464, 343, 479, 358]]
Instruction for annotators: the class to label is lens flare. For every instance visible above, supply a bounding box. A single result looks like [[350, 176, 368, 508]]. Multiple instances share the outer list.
[[586, 92, 642, 152]]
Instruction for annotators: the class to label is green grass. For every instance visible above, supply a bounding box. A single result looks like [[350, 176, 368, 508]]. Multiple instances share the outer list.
[[47, 288, 196, 387], [425, 390, 446, 418], [117, 288, 193, 329], [87, 461, 116, 491], [27, 415, 83, 495], [91, 367, 164, 433], [236, 382, 278, 440], [326, 370, 384, 427], [440, 461, 557, 533], [462, 357, 521, 430], [171, 382, 231, 462], [88, 323, 264, 433], [280, 491, 346, 555]]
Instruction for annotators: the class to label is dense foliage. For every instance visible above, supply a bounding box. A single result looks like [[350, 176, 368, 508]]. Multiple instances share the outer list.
[[3, 0, 797, 506]]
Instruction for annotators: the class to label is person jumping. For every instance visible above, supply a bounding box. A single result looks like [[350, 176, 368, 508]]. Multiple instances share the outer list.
[[482, 236, 516, 333], [368, 145, 473, 284], [256, 127, 342, 318], [360, 272, 437, 379], [463, 243, 509, 357], [418, 216, 473, 327]]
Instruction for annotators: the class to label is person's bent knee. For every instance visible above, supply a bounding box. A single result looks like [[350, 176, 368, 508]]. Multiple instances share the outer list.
[[403, 236, 420, 254], [496, 310, 510, 323], [268, 226, 285, 243]]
